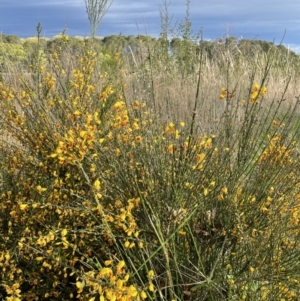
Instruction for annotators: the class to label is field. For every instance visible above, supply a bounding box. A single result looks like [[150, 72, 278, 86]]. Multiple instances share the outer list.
[[1, 23, 300, 301]]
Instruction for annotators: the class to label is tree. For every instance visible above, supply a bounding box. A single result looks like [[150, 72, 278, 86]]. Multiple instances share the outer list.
[[4, 35, 21, 44], [84, 0, 114, 38]]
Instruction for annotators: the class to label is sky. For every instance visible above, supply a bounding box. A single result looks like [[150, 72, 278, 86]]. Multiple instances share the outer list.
[[1, 0, 300, 50]]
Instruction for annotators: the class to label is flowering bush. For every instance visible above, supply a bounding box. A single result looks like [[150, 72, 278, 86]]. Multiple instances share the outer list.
[[1, 34, 300, 301]]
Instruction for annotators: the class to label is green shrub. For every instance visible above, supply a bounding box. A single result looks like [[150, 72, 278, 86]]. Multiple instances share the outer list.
[[1, 26, 300, 301]]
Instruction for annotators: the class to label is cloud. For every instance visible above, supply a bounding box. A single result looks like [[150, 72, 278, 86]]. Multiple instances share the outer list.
[[285, 43, 300, 54], [2, 0, 83, 7], [0, 0, 299, 47]]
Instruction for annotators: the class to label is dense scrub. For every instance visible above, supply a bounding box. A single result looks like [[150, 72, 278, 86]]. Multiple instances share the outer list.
[[1, 29, 300, 301]]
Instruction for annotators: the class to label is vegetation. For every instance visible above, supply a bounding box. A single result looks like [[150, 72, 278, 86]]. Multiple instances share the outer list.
[[1, 4, 300, 301], [84, 0, 114, 38]]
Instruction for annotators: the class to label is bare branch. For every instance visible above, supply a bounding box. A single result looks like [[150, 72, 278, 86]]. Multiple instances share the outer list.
[[84, 0, 114, 38]]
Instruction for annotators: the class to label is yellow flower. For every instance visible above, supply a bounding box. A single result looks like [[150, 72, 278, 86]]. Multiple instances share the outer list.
[[250, 83, 266, 103], [140, 290, 148, 299], [61, 229, 68, 237], [105, 290, 116, 301], [5, 253, 11, 261], [104, 260, 113, 266], [148, 270, 155, 280], [93, 179, 101, 190], [205, 138, 212, 149], [222, 186, 228, 194], [37, 237, 47, 247], [80, 130, 88, 138], [196, 153, 205, 163], [148, 282, 155, 292], [250, 91, 258, 103], [252, 83, 259, 93], [116, 279, 123, 289], [166, 122, 175, 134], [260, 86, 267, 96], [74, 110, 81, 117], [129, 242, 135, 248], [117, 260, 126, 274], [226, 264, 232, 270], [106, 85, 114, 95], [168, 144, 174, 154], [76, 280, 85, 293], [127, 285, 138, 297], [36, 185, 47, 194], [133, 122, 140, 130], [19, 203, 28, 211], [219, 87, 227, 99], [99, 267, 113, 278], [204, 188, 209, 196], [178, 229, 186, 236]]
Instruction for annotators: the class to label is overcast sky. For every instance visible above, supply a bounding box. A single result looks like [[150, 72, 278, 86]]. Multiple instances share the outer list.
[[1, 0, 300, 49]]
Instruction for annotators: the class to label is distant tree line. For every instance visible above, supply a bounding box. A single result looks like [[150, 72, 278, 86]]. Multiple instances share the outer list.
[[0, 33, 299, 71]]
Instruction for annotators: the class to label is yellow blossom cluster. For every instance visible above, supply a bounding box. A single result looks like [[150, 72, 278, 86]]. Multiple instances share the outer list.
[[219, 87, 235, 100], [259, 134, 295, 166], [250, 82, 267, 103], [219, 83, 266, 103], [76, 260, 148, 301]]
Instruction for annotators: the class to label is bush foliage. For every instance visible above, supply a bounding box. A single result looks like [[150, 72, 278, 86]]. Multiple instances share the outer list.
[[1, 21, 300, 301]]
